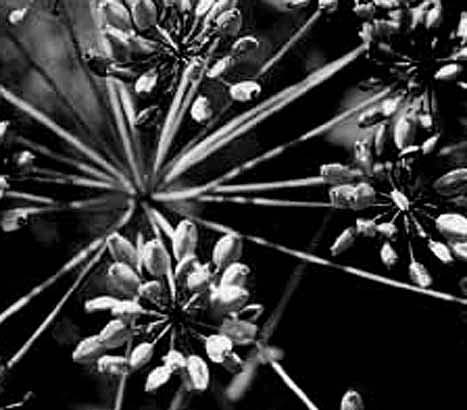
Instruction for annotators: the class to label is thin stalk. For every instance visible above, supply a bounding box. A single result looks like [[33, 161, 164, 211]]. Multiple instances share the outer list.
[[213, 177, 326, 194], [15, 137, 126, 191], [269, 361, 319, 410], [163, 45, 366, 184], [4, 191, 55, 205], [170, 209, 467, 305], [154, 86, 392, 202], [194, 195, 343, 208], [2, 203, 135, 377], [113, 335, 134, 410], [0, 85, 135, 194]]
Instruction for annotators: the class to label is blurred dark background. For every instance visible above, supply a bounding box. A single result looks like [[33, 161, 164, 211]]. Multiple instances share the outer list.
[[0, 0, 467, 409]]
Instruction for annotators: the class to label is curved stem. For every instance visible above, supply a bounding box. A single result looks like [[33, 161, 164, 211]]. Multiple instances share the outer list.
[[212, 177, 326, 194]]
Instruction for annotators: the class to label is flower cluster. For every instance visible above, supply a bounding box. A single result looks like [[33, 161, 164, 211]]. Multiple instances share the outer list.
[[322, 129, 467, 289], [72, 220, 262, 394], [86, 0, 261, 128]]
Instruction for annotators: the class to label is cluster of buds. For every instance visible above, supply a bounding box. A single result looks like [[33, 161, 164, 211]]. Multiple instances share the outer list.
[[72, 220, 263, 395], [322, 135, 467, 290], [354, 1, 467, 90], [87, 0, 261, 128]]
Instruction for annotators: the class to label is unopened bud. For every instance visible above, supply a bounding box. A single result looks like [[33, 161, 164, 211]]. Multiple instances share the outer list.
[[408, 262, 432, 288], [141, 239, 171, 278], [380, 241, 398, 269], [107, 232, 137, 268], [229, 81, 261, 102], [436, 213, 467, 242], [107, 262, 141, 297], [73, 336, 106, 364], [191, 95, 213, 123], [331, 227, 356, 256], [185, 355, 209, 391], [98, 319, 132, 349], [130, 342, 154, 370]]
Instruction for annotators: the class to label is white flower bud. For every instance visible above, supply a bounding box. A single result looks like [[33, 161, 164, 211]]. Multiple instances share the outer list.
[[434, 64, 463, 82], [187, 267, 211, 293], [220, 318, 257, 345], [211, 285, 249, 314], [220, 263, 250, 287], [97, 355, 129, 375], [206, 335, 233, 363], [1, 209, 29, 232], [421, 134, 439, 155], [98, 319, 131, 349], [449, 242, 467, 263], [135, 68, 159, 98], [146, 365, 171, 393], [408, 262, 432, 288], [106, 232, 137, 268], [319, 0, 338, 14], [73, 336, 106, 364], [191, 96, 213, 123], [320, 163, 356, 185], [216, 8, 242, 37], [131, 0, 158, 31], [0, 176, 9, 200], [185, 355, 209, 391], [108, 262, 141, 297], [341, 389, 364, 410], [111, 300, 144, 318], [8, 8, 29, 25], [380, 241, 398, 269], [212, 234, 243, 270], [390, 189, 410, 212], [436, 213, 467, 242], [229, 81, 261, 102], [85, 296, 120, 313], [433, 168, 467, 197], [393, 114, 416, 150], [141, 239, 171, 278], [130, 342, 154, 370], [428, 240, 454, 265], [165, 350, 186, 371], [231, 36, 259, 57], [207, 56, 235, 79], [99, 0, 132, 31], [377, 222, 398, 241], [330, 227, 356, 256]]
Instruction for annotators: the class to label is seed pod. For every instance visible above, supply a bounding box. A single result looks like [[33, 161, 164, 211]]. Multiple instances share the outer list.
[[130, 342, 154, 370], [408, 262, 432, 288], [229, 81, 261, 102], [85, 296, 120, 313], [341, 389, 364, 410], [1, 209, 28, 232], [98, 319, 131, 349], [434, 64, 463, 82], [145, 365, 172, 393], [97, 355, 129, 375], [141, 239, 171, 278], [358, 107, 384, 127], [135, 68, 159, 98], [187, 266, 211, 293], [206, 335, 233, 363], [320, 163, 356, 185], [380, 241, 398, 269], [73, 335, 106, 364], [107, 232, 138, 268], [231, 36, 259, 57], [211, 285, 249, 314], [433, 168, 467, 197], [220, 318, 257, 345], [212, 234, 243, 270], [185, 356, 209, 391], [436, 213, 467, 241], [394, 114, 416, 150], [428, 240, 454, 265], [131, 0, 158, 31], [207, 56, 235, 79], [220, 263, 250, 287], [449, 242, 467, 262], [191, 95, 213, 123], [330, 227, 356, 256], [108, 262, 141, 297], [99, 0, 132, 30]]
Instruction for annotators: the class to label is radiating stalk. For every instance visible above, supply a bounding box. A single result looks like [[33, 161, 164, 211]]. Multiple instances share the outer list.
[[170, 209, 467, 305], [4, 191, 56, 205], [154, 86, 392, 202], [270, 361, 319, 410], [213, 177, 326, 194], [113, 335, 134, 410], [0, 85, 135, 194], [2, 202, 135, 377], [163, 45, 366, 183], [15, 137, 126, 191], [195, 195, 346, 208]]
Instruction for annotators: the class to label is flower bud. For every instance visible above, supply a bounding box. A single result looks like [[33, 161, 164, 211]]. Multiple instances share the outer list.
[[130, 342, 154, 370], [212, 234, 243, 270], [229, 81, 261, 102], [356, 219, 377, 237], [99, 0, 132, 30], [135, 104, 162, 129], [165, 350, 186, 371], [220, 318, 257, 345], [211, 285, 249, 314], [330, 227, 356, 256], [329, 184, 355, 209], [380, 241, 398, 269], [9, 8, 29, 25], [408, 262, 432, 288], [135, 68, 159, 98], [187, 266, 211, 293], [434, 64, 463, 82], [175, 254, 199, 280], [138, 280, 164, 303], [0, 176, 9, 200], [340, 389, 364, 410], [320, 163, 356, 185], [390, 189, 410, 212], [428, 240, 454, 265], [394, 114, 416, 150], [97, 355, 129, 375], [216, 8, 242, 37], [373, 123, 388, 157], [98, 319, 131, 349], [381, 96, 402, 117], [207, 56, 235, 79], [131, 0, 158, 31], [206, 335, 233, 363], [85, 296, 120, 313], [238, 304, 264, 322], [457, 12, 467, 44], [377, 222, 398, 241], [425, 3, 442, 31], [449, 242, 467, 263], [141, 239, 171, 278], [433, 168, 467, 197], [351, 182, 375, 210], [1, 209, 29, 232], [102, 26, 131, 61], [231, 36, 259, 57], [191, 95, 213, 123], [185, 355, 209, 391], [111, 300, 145, 319], [319, 0, 338, 14], [354, 140, 373, 174], [73, 335, 106, 364], [14, 151, 35, 172], [358, 107, 384, 127], [436, 213, 467, 242], [422, 134, 439, 155], [220, 263, 250, 287], [107, 232, 137, 268], [145, 365, 172, 393], [108, 262, 141, 297]]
